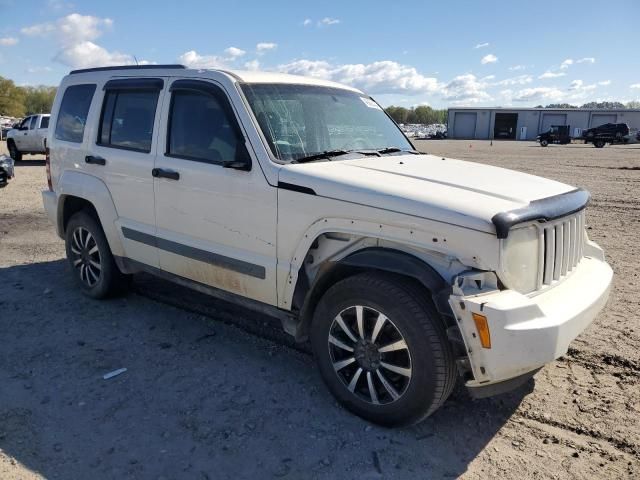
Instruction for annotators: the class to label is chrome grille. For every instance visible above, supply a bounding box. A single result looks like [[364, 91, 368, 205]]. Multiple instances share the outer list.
[[537, 210, 585, 290]]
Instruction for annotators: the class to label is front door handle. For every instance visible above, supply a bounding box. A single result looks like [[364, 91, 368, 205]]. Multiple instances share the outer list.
[[152, 168, 180, 180], [85, 155, 106, 165]]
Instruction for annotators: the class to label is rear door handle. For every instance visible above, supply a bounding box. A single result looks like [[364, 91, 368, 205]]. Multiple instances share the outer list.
[[152, 168, 180, 180], [85, 155, 106, 166]]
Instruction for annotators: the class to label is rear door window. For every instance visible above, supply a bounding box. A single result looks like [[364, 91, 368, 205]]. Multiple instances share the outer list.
[[54, 84, 97, 143], [29, 116, 37, 130], [99, 90, 159, 152]]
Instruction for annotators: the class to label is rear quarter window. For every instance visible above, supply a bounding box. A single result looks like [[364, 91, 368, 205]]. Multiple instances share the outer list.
[[40, 116, 49, 129], [54, 84, 96, 143]]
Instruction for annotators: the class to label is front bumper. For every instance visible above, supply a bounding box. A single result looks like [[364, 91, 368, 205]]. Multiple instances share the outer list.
[[449, 245, 613, 395]]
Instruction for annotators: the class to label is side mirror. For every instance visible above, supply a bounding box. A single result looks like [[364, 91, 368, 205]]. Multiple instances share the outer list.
[[222, 141, 252, 171]]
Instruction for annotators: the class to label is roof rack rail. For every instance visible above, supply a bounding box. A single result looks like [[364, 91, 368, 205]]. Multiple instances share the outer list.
[[70, 64, 186, 75]]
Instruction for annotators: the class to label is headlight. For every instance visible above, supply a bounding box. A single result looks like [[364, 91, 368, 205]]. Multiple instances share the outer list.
[[500, 225, 539, 293]]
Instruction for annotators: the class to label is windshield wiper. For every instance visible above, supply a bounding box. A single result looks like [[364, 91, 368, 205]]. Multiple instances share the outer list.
[[292, 149, 380, 164], [292, 149, 351, 164], [377, 147, 421, 155]]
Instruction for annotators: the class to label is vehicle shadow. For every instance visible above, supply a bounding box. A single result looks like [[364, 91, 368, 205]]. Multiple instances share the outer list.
[[14, 158, 46, 167], [0, 259, 530, 479]]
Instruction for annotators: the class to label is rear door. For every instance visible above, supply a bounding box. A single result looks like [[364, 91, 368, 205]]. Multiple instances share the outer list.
[[152, 78, 278, 305], [35, 115, 49, 151], [89, 77, 165, 268]]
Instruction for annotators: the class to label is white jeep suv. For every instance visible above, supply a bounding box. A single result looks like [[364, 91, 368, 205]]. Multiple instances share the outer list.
[[6, 113, 50, 161], [42, 65, 613, 426]]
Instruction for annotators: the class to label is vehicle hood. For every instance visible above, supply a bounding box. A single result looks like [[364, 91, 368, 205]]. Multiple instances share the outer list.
[[278, 153, 575, 234]]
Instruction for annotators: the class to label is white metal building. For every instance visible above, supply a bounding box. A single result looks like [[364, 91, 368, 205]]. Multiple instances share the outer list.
[[447, 107, 640, 140]]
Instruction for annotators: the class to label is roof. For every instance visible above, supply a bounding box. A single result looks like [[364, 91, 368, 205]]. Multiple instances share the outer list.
[[67, 64, 362, 93]]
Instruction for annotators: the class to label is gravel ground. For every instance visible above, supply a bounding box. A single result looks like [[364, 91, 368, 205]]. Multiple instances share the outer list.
[[0, 140, 638, 479]]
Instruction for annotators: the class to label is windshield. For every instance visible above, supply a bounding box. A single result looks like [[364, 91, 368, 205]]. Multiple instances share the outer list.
[[240, 83, 413, 162]]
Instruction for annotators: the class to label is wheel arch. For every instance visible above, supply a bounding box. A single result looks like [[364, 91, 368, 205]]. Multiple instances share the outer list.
[[56, 171, 125, 257], [293, 246, 453, 342]]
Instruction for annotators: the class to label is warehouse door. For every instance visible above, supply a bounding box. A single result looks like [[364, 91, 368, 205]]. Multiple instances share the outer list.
[[454, 112, 477, 138], [590, 114, 617, 128], [540, 113, 567, 133], [494, 113, 518, 139]]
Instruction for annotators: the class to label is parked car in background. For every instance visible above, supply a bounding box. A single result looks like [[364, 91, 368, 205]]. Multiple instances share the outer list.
[[537, 125, 571, 147], [0, 154, 15, 188], [582, 122, 630, 148], [6, 114, 50, 160], [43, 65, 612, 426]]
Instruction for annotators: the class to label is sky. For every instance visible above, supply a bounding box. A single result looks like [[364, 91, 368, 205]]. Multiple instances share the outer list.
[[0, 0, 638, 108]]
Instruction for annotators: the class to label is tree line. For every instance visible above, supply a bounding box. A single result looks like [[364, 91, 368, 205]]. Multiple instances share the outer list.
[[0, 76, 57, 118], [536, 101, 640, 109], [384, 105, 447, 125]]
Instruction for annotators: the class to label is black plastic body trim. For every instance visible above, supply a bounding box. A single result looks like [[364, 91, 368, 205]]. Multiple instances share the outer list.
[[277, 182, 316, 195], [467, 368, 541, 399], [121, 227, 266, 279], [70, 64, 185, 75], [103, 78, 164, 91], [491, 188, 590, 239]]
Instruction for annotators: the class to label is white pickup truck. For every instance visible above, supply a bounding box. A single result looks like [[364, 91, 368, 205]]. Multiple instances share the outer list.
[[6, 113, 50, 161], [42, 65, 613, 426]]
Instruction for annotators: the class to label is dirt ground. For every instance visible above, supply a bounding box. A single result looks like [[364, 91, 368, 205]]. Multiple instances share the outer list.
[[0, 139, 638, 479]]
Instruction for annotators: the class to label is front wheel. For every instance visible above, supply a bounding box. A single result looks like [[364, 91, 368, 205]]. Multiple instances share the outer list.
[[310, 272, 456, 427], [65, 211, 130, 299], [7, 141, 22, 161], [594, 139, 606, 148], [540, 139, 549, 147]]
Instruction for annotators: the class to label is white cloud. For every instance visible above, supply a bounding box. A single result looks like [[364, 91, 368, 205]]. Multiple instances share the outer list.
[[302, 18, 312, 26], [318, 17, 340, 26], [482, 75, 495, 81], [568, 79, 583, 90], [513, 87, 564, 102], [224, 46, 246, 58], [560, 58, 573, 69], [598, 80, 611, 86], [244, 59, 260, 71], [481, 54, 497, 64], [538, 71, 566, 79], [26, 66, 53, 73], [493, 74, 533, 86], [256, 42, 277, 54], [443, 74, 492, 104], [277, 59, 442, 95], [630, 84, 640, 90], [576, 57, 595, 64], [19, 13, 144, 69], [509, 65, 526, 71], [474, 42, 489, 49], [0, 37, 18, 46], [55, 41, 133, 68], [178, 50, 228, 69]]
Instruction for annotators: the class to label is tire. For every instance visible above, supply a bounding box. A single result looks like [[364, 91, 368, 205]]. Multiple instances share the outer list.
[[310, 272, 456, 427], [540, 139, 549, 147], [65, 211, 131, 299], [594, 140, 606, 148], [7, 140, 22, 162]]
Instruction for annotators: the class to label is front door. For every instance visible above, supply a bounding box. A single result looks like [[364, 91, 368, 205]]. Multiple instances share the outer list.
[[13, 116, 31, 150], [152, 78, 278, 305]]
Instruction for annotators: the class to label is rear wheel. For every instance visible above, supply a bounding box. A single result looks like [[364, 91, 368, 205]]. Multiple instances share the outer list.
[[310, 272, 456, 426], [7, 140, 22, 162], [65, 211, 130, 299], [594, 139, 606, 148]]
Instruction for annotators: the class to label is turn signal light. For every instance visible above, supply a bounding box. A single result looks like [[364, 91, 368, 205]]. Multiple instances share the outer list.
[[472, 313, 491, 349]]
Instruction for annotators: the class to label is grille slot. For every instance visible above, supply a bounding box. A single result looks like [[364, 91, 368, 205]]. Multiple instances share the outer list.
[[537, 210, 585, 290]]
